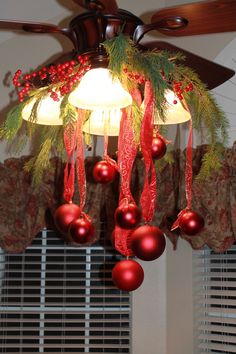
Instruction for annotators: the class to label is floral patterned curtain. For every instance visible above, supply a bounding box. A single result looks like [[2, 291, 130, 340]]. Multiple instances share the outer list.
[[0, 142, 235, 253]]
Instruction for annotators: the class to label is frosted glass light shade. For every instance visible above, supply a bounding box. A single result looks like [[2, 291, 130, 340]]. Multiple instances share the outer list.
[[83, 109, 122, 136], [68, 68, 132, 110], [154, 90, 191, 125], [22, 95, 63, 125]]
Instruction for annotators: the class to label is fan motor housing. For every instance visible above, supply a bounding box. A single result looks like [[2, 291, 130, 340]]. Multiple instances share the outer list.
[[69, 9, 143, 53]]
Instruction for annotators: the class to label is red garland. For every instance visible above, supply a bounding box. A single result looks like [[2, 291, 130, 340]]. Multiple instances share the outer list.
[[140, 81, 157, 223]]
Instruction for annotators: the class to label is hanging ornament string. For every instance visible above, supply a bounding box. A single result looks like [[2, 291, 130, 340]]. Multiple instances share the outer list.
[[103, 111, 119, 171], [114, 88, 142, 256], [63, 123, 77, 203], [140, 80, 157, 223], [185, 114, 193, 210], [171, 102, 193, 231], [153, 125, 172, 145], [76, 109, 86, 212]]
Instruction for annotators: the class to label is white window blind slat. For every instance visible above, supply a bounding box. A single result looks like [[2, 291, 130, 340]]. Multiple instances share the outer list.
[[198, 324, 236, 334], [193, 245, 236, 354], [199, 343, 236, 353], [198, 333, 236, 344], [0, 228, 131, 353]]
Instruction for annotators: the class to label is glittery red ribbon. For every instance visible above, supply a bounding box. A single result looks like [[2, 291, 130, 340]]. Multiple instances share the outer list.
[[140, 81, 157, 223], [113, 88, 142, 256], [63, 123, 77, 203], [76, 109, 86, 210], [171, 111, 193, 231]]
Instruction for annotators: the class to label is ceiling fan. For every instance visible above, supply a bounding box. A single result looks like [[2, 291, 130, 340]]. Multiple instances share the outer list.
[[0, 0, 236, 89]]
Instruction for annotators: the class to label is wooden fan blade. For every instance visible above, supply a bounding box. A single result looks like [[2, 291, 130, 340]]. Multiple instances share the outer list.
[[0, 19, 67, 34], [73, 0, 118, 13], [151, 0, 236, 36], [142, 41, 235, 89]]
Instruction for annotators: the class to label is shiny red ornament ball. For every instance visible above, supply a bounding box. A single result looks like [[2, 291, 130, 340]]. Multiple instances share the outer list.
[[54, 203, 81, 235], [112, 259, 144, 292], [93, 160, 116, 184], [69, 218, 95, 244], [130, 225, 166, 261], [115, 203, 141, 229], [151, 136, 167, 160], [179, 210, 205, 235]]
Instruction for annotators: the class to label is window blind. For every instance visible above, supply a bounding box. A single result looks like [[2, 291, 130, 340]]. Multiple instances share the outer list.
[[193, 245, 236, 354], [0, 228, 131, 353]]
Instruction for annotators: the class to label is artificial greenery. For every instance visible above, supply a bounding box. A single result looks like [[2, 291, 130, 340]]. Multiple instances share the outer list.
[[0, 32, 229, 183]]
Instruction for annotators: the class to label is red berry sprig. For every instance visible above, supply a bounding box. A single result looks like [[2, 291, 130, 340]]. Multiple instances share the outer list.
[[172, 80, 194, 104], [123, 67, 145, 85], [12, 55, 91, 103]]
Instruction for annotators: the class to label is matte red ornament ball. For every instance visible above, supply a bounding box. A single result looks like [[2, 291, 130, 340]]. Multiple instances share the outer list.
[[151, 136, 167, 160], [115, 203, 141, 229], [112, 259, 144, 292], [130, 225, 166, 261], [54, 203, 81, 235], [93, 160, 116, 184], [69, 218, 95, 244], [179, 210, 205, 235]]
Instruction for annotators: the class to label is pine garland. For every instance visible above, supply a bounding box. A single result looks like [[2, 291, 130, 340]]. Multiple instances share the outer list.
[[0, 32, 229, 183], [0, 104, 24, 140]]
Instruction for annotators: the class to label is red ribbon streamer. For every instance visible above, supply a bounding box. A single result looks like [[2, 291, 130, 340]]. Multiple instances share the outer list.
[[185, 118, 193, 209], [171, 108, 193, 231], [63, 124, 77, 203], [76, 109, 86, 210], [140, 81, 157, 223], [113, 88, 143, 257]]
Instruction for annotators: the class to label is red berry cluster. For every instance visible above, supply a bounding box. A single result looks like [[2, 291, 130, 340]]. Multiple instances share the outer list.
[[12, 55, 91, 103], [172, 80, 194, 104], [13, 70, 32, 102], [123, 68, 145, 85]]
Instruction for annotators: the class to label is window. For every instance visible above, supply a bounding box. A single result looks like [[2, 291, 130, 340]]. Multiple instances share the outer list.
[[0, 228, 131, 353], [193, 245, 236, 353]]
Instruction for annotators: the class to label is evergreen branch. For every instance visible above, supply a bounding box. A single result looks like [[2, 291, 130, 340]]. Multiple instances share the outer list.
[[103, 33, 137, 75], [60, 94, 78, 126], [0, 104, 24, 140], [24, 138, 52, 185], [196, 147, 222, 181]]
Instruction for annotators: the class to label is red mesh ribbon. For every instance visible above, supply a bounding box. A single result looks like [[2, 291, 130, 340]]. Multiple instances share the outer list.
[[140, 81, 157, 223], [76, 109, 86, 210], [171, 111, 193, 231], [113, 88, 142, 256], [63, 123, 77, 203]]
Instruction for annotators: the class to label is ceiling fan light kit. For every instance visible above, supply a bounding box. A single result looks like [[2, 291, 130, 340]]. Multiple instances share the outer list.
[[0, 0, 235, 291]]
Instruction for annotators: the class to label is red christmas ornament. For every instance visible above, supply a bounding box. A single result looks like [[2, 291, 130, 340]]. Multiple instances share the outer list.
[[69, 217, 95, 244], [54, 203, 81, 235], [151, 136, 167, 160], [93, 160, 116, 184], [112, 259, 144, 292], [115, 203, 141, 229], [130, 225, 166, 261], [179, 210, 205, 235]]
